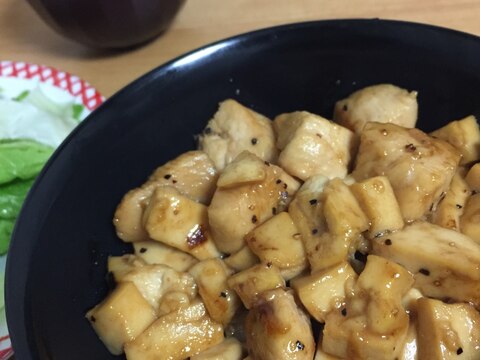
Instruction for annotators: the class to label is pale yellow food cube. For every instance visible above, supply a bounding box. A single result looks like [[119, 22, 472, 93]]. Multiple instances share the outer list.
[[431, 170, 470, 231], [291, 262, 357, 322], [245, 212, 307, 271], [107, 254, 145, 282], [333, 84, 418, 134], [208, 158, 300, 254], [198, 99, 278, 171], [430, 115, 480, 165], [273, 111, 355, 181], [323, 178, 369, 236], [189, 259, 240, 325], [223, 246, 259, 272], [191, 338, 244, 360], [86, 282, 157, 355], [416, 297, 480, 359], [143, 186, 220, 260], [125, 300, 224, 360], [217, 151, 266, 188], [227, 263, 285, 309], [372, 221, 480, 306], [133, 240, 197, 272], [465, 163, 480, 192], [461, 193, 480, 243], [350, 176, 404, 238]]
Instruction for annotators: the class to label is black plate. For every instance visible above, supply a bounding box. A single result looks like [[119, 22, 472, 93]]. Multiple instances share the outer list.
[[6, 19, 480, 359]]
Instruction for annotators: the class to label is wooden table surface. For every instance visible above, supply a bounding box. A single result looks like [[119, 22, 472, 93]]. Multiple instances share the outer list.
[[1, 0, 480, 98]]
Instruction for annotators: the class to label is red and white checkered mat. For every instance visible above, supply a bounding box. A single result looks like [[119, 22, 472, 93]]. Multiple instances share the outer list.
[[0, 61, 104, 110]]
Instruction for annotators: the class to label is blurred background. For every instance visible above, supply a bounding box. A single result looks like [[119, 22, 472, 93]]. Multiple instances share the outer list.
[[1, 0, 480, 98]]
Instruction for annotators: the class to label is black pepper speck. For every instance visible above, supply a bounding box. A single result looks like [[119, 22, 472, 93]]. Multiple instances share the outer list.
[[296, 340, 305, 351]]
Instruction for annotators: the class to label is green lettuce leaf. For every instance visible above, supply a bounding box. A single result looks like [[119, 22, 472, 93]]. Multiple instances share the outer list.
[[0, 178, 35, 219], [0, 139, 54, 184], [0, 219, 14, 255]]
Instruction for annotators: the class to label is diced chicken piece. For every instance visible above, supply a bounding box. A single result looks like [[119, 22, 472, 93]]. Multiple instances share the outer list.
[[288, 175, 330, 272], [315, 337, 342, 360], [372, 221, 480, 306], [291, 262, 357, 322], [416, 298, 480, 359], [333, 84, 418, 134], [461, 193, 480, 243], [148, 150, 219, 204], [223, 246, 259, 272], [245, 288, 315, 360], [350, 176, 404, 238], [217, 150, 266, 188], [189, 259, 240, 326], [209, 152, 300, 254], [245, 212, 307, 277], [143, 186, 220, 260], [113, 151, 218, 242], [322, 256, 413, 359], [323, 178, 369, 237], [289, 177, 367, 273], [120, 264, 197, 314], [198, 99, 278, 171], [430, 115, 480, 165], [133, 240, 198, 272], [124, 299, 224, 360], [227, 263, 285, 309], [191, 338, 244, 360], [273, 111, 355, 180], [107, 254, 146, 282], [86, 282, 157, 355], [431, 169, 470, 231], [353, 122, 461, 222], [113, 182, 156, 242], [465, 163, 480, 192]]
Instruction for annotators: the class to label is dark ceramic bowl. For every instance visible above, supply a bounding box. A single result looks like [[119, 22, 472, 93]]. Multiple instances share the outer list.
[[6, 19, 480, 359], [27, 0, 186, 48]]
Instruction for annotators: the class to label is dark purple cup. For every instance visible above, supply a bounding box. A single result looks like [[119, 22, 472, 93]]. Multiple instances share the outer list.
[[26, 0, 186, 49]]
